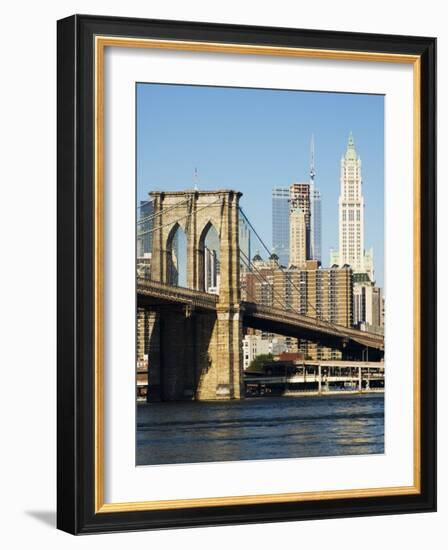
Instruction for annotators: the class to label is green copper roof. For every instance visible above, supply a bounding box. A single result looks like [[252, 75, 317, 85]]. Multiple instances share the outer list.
[[353, 272, 372, 283], [345, 131, 358, 161], [252, 249, 263, 262]]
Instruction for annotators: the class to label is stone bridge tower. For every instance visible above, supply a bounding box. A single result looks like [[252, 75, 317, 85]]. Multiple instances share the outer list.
[[146, 190, 243, 401]]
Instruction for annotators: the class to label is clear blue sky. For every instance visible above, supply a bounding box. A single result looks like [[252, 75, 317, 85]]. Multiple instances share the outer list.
[[137, 83, 384, 288]]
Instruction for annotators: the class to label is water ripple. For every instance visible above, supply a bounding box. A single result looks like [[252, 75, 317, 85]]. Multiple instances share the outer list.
[[136, 394, 384, 465]]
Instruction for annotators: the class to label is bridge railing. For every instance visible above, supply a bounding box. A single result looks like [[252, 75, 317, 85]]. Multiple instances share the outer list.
[[137, 278, 219, 309], [243, 301, 383, 347], [136, 279, 383, 348]]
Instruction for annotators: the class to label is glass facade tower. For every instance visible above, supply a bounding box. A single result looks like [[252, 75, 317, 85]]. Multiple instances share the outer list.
[[310, 184, 322, 262], [272, 187, 290, 267], [137, 199, 154, 257], [309, 136, 322, 263]]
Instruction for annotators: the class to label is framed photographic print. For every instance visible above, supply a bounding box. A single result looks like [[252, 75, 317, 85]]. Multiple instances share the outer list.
[[57, 14, 436, 534]]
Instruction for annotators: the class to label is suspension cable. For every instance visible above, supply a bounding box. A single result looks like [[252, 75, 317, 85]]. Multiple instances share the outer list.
[[239, 207, 343, 333], [240, 248, 308, 317], [241, 251, 339, 337], [137, 197, 191, 224], [239, 252, 291, 312], [140, 197, 222, 236], [240, 249, 342, 335]]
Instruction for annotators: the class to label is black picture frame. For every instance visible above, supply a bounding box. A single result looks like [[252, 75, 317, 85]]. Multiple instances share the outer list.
[[57, 14, 436, 534]]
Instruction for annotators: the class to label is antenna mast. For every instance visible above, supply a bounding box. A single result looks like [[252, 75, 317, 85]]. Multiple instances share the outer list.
[[310, 134, 316, 184], [193, 167, 199, 190]]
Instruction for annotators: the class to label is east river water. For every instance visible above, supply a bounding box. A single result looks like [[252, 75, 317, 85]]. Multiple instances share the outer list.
[[136, 393, 384, 466]]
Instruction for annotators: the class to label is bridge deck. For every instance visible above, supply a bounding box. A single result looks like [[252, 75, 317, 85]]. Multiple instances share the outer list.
[[137, 279, 384, 351]]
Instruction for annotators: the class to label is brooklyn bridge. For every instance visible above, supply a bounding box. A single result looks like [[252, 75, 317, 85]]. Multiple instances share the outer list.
[[137, 190, 384, 401]]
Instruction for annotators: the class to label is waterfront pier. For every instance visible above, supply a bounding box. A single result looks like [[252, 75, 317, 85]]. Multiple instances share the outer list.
[[244, 360, 384, 397]]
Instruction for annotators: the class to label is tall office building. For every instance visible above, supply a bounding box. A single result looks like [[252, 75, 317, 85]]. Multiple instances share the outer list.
[[137, 200, 154, 258], [310, 186, 321, 261], [204, 247, 219, 294], [273, 263, 353, 359], [289, 182, 311, 262], [353, 273, 384, 334], [239, 215, 251, 269], [136, 199, 154, 280], [337, 132, 370, 275], [289, 183, 311, 229], [289, 206, 307, 268], [272, 137, 320, 266], [309, 136, 322, 262], [273, 264, 353, 328], [272, 187, 290, 267]]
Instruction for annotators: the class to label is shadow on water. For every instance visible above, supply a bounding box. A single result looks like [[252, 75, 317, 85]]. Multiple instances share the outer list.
[[136, 393, 384, 466]]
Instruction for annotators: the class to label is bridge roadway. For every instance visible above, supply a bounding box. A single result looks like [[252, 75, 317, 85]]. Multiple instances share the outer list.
[[137, 278, 384, 352]]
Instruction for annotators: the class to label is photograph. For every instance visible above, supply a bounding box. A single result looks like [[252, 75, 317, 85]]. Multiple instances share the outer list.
[[135, 83, 385, 466]]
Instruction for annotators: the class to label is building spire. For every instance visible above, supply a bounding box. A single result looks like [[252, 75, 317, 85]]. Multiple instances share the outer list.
[[193, 166, 199, 190], [345, 131, 357, 160], [348, 130, 355, 148], [310, 134, 316, 183]]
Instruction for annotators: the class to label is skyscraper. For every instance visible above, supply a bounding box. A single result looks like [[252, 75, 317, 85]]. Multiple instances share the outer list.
[[289, 183, 311, 229], [337, 132, 371, 276], [309, 136, 322, 262], [289, 182, 311, 260], [273, 263, 353, 359], [272, 187, 290, 266], [239, 215, 251, 269], [137, 200, 154, 258], [272, 136, 321, 266], [204, 247, 219, 294], [353, 273, 384, 333], [310, 186, 321, 261], [289, 206, 307, 268]]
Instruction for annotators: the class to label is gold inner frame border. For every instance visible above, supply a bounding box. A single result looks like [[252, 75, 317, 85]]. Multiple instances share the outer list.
[[94, 35, 421, 513]]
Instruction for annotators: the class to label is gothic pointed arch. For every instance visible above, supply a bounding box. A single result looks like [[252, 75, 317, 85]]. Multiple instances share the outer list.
[[165, 222, 187, 287], [197, 220, 220, 292]]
